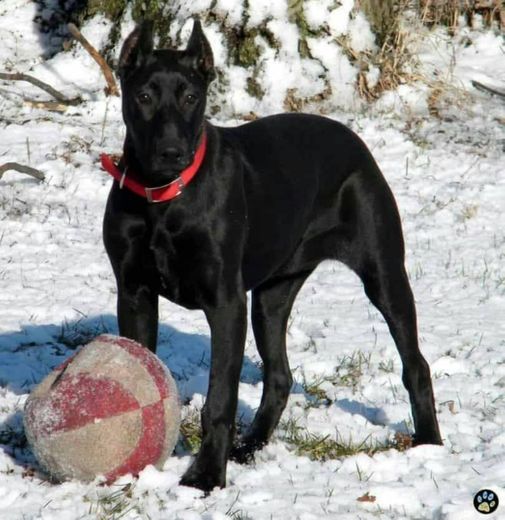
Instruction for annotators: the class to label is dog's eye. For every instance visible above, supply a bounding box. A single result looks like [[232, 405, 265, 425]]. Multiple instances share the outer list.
[[185, 94, 197, 105], [137, 93, 152, 105]]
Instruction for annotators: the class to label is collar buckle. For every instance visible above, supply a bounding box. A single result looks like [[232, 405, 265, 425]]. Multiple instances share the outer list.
[[174, 176, 185, 195], [119, 167, 128, 190], [144, 176, 185, 203]]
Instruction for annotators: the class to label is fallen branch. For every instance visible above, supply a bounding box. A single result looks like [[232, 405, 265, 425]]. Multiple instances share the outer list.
[[67, 23, 119, 96], [0, 72, 81, 105], [24, 99, 72, 112], [472, 80, 505, 100], [0, 162, 45, 182]]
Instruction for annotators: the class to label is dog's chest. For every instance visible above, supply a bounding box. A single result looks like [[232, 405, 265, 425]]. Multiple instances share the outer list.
[[148, 219, 216, 309]]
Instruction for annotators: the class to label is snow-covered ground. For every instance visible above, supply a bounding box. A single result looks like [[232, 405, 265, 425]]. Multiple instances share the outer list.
[[0, 1, 504, 519]]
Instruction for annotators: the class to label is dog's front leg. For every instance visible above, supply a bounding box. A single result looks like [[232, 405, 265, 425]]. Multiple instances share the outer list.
[[180, 295, 247, 493], [116, 283, 159, 353]]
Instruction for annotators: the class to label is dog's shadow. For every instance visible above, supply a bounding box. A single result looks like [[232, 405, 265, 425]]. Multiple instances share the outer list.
[[0, 315, 404, 473], [0, 314, 263, 471], [0, 313, 262, 395], [32, 1, 88, 59]]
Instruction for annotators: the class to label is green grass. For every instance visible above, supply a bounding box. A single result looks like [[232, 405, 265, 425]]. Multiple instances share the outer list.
[[226, 493, 254, 519], [335, 351, 371, 390], [56, 317, 110, 349], [302, 375, 333, 404], [179, 410, 249, 455], [301, 350, 374, 407], [378, 359, 395, 373], [0, 425, 26, 449], [86, 484, 138, 520], [279, 417, 402, 462], [180, 347, 408, 470], [179, 410, 202, 454]]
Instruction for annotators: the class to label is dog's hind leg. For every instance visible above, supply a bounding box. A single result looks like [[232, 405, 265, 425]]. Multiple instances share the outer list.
[[340, 170, 442, 445], [358, 258, 442, 445], [231, 270, 313, 463]]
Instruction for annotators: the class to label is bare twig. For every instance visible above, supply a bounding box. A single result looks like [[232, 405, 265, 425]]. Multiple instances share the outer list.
[[67, 23, 119, 97], [24, 99, 72, 112], [26, 137, 31, 164], [0, 163, 45, 182], [472, 80, 505, 100], [0, 71, 81, 105]]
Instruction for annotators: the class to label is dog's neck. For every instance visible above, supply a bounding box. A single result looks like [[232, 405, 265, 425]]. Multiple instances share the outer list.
[[122, 136, 141, 177]]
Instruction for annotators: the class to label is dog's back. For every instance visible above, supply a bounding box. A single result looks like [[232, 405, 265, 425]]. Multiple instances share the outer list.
[[217, 113, 395, 288]]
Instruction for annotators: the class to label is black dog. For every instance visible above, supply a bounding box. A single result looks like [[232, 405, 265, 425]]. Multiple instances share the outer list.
[[102, 19, 442, 492]]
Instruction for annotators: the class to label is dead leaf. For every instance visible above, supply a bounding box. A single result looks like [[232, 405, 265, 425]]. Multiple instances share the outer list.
[[357, 492, 376, 503]]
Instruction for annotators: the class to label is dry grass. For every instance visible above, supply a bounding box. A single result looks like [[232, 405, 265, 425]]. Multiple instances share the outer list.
[[419, 0, 505, 33], [348, 0, 504, 102], [342, 0, 419, 101], [339, 32, 418, 101], [426, 79, 472, 118], [359, 0, 399, 48], [283, 84, 333, 113]]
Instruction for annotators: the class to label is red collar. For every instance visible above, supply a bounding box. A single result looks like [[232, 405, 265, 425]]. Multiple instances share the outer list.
[[100, 132, 207, 203]]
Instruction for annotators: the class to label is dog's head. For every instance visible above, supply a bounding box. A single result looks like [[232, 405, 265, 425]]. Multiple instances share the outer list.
[[118, 19, 215, 185]]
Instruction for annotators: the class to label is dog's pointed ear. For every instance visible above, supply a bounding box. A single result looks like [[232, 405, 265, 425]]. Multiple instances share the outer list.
[[118, 21, 154, 77], [185, 18, 215, 83]]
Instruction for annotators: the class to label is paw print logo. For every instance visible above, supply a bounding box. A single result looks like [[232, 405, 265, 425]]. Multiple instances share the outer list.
[[474, 489, 499, 515]]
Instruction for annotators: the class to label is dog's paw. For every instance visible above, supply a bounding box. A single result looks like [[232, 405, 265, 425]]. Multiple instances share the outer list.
[[230, 443, 256, 465], [474, 490, 499, 514], [180, 463, 225, 494], [412, 431, 443, 447]]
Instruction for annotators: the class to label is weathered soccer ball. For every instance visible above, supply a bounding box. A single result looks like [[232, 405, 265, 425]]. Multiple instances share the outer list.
[[24, 334, 180, 483]]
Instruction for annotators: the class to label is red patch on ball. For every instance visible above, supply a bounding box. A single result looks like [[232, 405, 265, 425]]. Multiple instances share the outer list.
[[24, 334, 181, 483]]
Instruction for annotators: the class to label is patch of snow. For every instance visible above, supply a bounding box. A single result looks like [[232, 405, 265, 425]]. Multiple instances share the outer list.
[[0, 1, 504, 519]]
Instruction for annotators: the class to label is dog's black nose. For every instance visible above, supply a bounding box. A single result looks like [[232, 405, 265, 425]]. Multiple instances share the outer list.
[[160, 147, 187, 165]]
